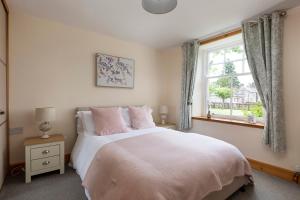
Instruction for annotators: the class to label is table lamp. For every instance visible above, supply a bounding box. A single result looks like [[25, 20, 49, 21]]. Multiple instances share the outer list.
[[159, 105, 168, 125], [35, 107, 56, 139]]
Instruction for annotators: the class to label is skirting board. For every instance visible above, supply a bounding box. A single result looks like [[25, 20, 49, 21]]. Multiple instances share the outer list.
[[247, 157, 299, 184], [9, 155, 299, 184]]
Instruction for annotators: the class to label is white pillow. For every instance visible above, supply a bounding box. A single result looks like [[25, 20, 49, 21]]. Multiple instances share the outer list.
[[121, 107, 131, 128], [77, 108, 131, 134], [78, 111, 96, 133], [76, 115, 84, 134]]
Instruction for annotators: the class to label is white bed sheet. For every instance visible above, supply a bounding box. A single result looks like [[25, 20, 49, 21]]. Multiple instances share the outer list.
[[70, 127, 172, 181]]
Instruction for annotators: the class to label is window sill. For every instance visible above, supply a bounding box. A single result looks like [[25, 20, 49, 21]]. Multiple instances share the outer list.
[[192, 116, 264, 129]]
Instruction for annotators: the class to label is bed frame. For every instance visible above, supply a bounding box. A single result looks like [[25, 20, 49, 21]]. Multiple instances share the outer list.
[[203, 176, 249, 200], [75, 107, 251, 199]]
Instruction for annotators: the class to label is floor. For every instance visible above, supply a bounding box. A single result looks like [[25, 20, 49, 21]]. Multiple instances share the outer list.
[[0, 167, 299, 200]]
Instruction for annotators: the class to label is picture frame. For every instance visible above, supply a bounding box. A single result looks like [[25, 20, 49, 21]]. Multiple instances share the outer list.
[[96, 53, 135, 88]]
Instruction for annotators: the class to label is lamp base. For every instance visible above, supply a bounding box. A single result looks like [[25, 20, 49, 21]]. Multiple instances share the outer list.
[[39, 121, 51, 139], [160, 114, 167, 125], [40, 133, 50, 139]]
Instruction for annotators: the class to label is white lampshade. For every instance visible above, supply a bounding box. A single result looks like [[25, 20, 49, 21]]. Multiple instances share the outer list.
[[35, 107, 56, 122], [159, 105, 168, 114], [142, 0, 177, 14]]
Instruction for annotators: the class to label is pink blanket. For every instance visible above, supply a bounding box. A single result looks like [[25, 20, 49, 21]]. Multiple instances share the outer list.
[[83, 132, 252, 200]]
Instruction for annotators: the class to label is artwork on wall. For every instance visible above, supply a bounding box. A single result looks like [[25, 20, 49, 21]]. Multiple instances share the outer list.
[[96, 53, 135, 88]]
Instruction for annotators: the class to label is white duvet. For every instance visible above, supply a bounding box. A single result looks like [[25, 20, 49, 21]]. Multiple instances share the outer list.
[[71, 127, 251, 200], [70, 127, 172, 181]]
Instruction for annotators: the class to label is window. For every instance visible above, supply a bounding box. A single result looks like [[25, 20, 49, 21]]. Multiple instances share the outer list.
[[199, 35, 264, 122]]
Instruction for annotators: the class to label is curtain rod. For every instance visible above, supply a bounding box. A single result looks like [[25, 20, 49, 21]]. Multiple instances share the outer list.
[[198, 10, 287, 45], [247, 10, 287, 23]]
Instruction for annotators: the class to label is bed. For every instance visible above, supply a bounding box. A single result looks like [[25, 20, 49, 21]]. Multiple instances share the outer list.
[[71, 107, 252, 200]]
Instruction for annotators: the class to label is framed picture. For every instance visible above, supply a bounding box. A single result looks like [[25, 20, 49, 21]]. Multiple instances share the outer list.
[[96, 53, 135, 88]]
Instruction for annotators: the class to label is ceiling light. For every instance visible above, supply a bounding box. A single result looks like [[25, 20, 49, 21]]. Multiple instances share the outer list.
[[142, 0, 177, 14]]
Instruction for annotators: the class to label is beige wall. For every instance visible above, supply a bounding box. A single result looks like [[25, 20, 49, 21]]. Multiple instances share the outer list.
[[9, 11, 165, 164], [159, 47, 183, 124], [160, 6, 300, 171]]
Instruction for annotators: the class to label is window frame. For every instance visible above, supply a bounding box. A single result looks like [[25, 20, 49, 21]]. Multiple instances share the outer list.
[[201, 39, 264, 123]]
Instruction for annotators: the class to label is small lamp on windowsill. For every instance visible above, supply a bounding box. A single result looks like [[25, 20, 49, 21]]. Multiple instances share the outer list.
[[35, 107, 56, 139], [159, 105, 168, 125]]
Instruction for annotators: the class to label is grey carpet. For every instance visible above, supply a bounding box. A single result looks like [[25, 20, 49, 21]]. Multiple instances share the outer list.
[[0, 167, 87, 200], [0, 167, 299, 200], [228, 170, 300, 200]]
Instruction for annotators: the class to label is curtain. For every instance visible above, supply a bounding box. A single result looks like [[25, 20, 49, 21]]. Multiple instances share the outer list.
[[242, 11, 286, 152], [179, 40, 199, 130]]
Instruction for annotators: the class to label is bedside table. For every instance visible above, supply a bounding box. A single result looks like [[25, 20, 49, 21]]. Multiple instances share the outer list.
[[24, 134, 65, 183], [156, 122, 177, 130]]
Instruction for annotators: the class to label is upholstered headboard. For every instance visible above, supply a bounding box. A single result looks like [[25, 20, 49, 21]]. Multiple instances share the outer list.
[[76, 107, 91, 112], [75, 105, 142, 113]]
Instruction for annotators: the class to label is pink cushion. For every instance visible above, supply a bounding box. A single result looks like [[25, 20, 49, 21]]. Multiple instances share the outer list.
[[128, 106, 156, 129], [90, 107, 129, 136]]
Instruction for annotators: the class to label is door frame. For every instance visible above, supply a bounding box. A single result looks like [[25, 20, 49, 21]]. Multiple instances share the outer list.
[[1, 0, 9, 175]]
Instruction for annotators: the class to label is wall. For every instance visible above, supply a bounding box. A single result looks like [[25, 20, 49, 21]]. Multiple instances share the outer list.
[[160, 6, 300, 171], [9, 11, 164, 164], [159, 47, 182, 124]]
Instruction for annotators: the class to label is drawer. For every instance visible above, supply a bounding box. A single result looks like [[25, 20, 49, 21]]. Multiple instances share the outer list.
[[31, 145, 59, 160], [31, 156, 59, 172]]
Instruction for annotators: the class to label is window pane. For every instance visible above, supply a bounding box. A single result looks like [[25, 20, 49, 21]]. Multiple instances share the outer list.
[[208, 77, 232, 116], [232, 75, 263, 118], [244, 61, 250, 73], [225, 45, 243, 62], [208, 50, 224, 65], [208, 63, 224, 77], [231, 61, 243, 74]]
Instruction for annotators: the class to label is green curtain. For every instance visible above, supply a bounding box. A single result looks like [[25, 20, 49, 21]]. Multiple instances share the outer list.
[[179, 40, 199, 130], [242, 11, 286, 152]]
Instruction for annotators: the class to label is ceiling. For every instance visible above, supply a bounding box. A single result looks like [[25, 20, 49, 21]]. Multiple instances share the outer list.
[[7, 0, 296, 49]]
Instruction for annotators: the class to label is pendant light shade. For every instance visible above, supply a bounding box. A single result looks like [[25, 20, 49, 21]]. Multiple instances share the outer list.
[[142, 0, 177, 14]]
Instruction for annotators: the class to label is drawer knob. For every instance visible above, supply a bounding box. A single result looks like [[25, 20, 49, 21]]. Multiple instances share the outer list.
[[42, 161, 50, 166], [42, 150, 50, 154]]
